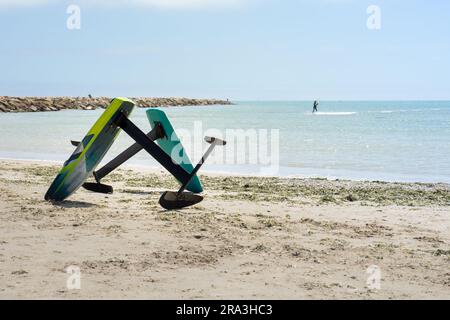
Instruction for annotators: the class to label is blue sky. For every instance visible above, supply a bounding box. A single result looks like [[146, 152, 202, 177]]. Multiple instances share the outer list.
[[1, 0, 450, 100]]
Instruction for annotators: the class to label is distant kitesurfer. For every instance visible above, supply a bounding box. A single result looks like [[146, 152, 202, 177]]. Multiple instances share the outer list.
[[313, 100, 319, 113]]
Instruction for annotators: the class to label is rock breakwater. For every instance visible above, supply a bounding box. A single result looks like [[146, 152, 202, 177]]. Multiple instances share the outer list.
[[0, 96, 233, 113]]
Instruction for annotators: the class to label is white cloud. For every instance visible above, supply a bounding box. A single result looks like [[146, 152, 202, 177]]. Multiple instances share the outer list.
[[0, 0, 244, 9]]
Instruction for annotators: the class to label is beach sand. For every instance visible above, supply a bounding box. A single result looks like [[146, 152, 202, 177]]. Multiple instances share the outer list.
[[0, 159, 449, 299]]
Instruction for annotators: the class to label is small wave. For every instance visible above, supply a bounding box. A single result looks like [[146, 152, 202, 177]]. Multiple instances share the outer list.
[[368, 109, 407, 114], [370, 108, 445, 114], [311, 112, 357, 116]]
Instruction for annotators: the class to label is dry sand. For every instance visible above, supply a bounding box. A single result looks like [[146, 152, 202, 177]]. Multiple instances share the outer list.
[[0, 159, 449, 299]]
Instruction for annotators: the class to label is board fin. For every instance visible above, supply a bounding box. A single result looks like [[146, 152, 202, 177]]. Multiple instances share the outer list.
[[71, 140, 80, 147], [82, 182, 113, 194], [158, 136, 226, 210], [159, 191, 203, 210], [82, 171, 114, 194]]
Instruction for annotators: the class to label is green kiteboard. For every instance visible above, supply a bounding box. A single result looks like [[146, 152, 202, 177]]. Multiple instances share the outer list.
[[45, 98, 135, 201]]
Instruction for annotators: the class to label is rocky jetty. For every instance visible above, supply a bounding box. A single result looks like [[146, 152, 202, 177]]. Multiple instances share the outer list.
[[0, 96, 233, 113]]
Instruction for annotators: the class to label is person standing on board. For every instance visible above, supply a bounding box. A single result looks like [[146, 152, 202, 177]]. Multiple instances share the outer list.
[[312, 100, 319, 113]]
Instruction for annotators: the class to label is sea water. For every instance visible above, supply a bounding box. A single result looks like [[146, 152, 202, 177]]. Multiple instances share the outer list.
[[0, 101, 449, 183]]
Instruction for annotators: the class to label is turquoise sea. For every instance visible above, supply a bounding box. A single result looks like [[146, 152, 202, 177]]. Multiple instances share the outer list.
[[1, 101, 449, 183]]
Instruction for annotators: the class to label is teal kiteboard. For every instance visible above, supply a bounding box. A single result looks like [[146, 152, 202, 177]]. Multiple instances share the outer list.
[[146, 109, 202, 193]]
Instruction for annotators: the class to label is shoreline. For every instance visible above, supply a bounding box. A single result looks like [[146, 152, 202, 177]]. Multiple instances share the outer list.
[[1, 156, 449, 186], [0, 96, 233, 113], [0, 158, 449, 299]]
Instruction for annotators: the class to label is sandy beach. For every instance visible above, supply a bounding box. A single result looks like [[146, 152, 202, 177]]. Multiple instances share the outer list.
[[0, 159, 449, 299]]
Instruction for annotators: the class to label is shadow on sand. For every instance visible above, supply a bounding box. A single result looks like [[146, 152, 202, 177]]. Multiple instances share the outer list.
[[52, 200, 97, 209]]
